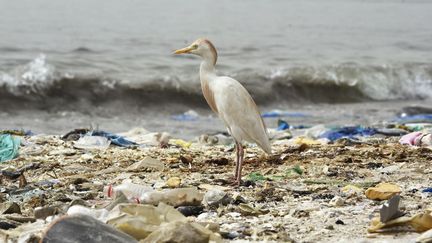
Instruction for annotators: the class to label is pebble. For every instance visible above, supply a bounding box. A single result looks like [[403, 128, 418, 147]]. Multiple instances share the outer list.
[[176, 206, 204, 217], [203, 189, 231, 207], [329, 196, 345, 207], [166, 177, 181, 188]]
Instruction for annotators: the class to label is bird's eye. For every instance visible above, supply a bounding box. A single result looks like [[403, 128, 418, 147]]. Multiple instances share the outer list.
[[192, 44, 198, 49]]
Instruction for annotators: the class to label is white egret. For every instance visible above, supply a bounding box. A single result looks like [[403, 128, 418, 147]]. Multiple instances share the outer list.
[[174, 38, 271, 185]]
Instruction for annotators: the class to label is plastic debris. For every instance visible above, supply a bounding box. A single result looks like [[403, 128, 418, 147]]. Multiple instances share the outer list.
[[380, 195, 404, 223], [365, 183, 401, 200], [125, 157, 165, 171], [172, 110, 200, 121], [0, 134, 20, 162], [105, 202, 221, 242], [422, 188, 432, 193], [41, 214, 137, 243], [261, 110, 309, 118], [171, 139, 192, 148], [375, 128, 408, 136], [417, 228, 432, 243], [106, 203, 186, 240], [368, 209, 432, 233], [395, 114, 432, 124], [104, 182, 153, 202], [67, 205, 110, 221], [277, 119, 290, 130], [139, 188, 203, 207], [400, 132, 432, 146], [74, 135, 111, 150], [119, 128, 171, 147], [1, 121, 432, 242], [90, 130, 136, 147], [319, 126, 377, 142], [142, 220, 221, 243]]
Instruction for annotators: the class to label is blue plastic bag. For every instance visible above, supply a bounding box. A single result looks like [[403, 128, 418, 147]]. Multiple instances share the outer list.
[[90, 131, 136, 147], [319, 126, 377, 142]]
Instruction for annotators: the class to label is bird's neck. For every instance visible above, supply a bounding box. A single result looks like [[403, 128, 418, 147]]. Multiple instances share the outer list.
[[199, 59, 216, 84]]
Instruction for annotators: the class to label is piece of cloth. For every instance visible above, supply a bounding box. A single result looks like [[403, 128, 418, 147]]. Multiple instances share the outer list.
[[0, 134, 20, 162], [90, 130, 136, 147]]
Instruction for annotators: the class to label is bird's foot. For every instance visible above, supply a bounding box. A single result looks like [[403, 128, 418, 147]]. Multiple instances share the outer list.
[[222, 176, 242, 187]]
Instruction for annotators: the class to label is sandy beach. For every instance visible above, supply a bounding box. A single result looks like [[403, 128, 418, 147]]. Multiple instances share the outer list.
[[1, 122, 431, 242]]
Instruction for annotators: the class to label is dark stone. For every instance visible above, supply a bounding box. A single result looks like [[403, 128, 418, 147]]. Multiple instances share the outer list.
[[220, 231, 240, 239], [335, 219, 345, 225], [0, 219, 18, 230], [177, 206, 204, 217]]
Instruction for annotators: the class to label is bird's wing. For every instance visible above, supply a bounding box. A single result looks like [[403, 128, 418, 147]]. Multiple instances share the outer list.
[[211, 76, 271, 153], [201, 79, 218, 113]]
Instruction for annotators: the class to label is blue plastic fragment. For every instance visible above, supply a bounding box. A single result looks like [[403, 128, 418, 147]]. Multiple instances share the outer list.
[[262, 111, 309, 118], [422, 188, 432, 193], [277, 120, 290, 131], [319, 126, 377, 141], [394, 114, 432, 124], [172, 114, 199, 121], [90, 130, 136, 147]]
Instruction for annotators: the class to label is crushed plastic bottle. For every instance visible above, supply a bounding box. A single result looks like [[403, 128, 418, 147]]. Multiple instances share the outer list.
[[103, 182, 153, 203]]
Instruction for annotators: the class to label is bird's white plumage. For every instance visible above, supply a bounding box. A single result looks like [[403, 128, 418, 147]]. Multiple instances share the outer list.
[[208, 76, 271, 153], [174, 38, 271, 184]]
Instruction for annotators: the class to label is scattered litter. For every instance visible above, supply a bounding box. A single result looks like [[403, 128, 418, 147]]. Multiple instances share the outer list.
[[368, 209, 432, 233], [42, 214, 137, 243], [172, 110, 200, 121], [417, 228, 432, 243], [126, 157, 165, 171], [400, 132, 432, 147], [380, 195, 404, 223], [319, 126, 377, 142], [261, 110, 309, 118], [0, 117, 431, 242], [365, 183, 402, 200], [90, 130, 136, 147], [0, 134, 20, 162], [73, 136, 111, 150]]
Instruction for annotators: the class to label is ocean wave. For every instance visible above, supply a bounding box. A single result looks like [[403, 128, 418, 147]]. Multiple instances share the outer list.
[[1, 54, 431, 111]]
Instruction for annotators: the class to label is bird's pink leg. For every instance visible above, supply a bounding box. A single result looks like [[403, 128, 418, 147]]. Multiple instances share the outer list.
[[236, 144, 244, 186], [234, 142, 240, 179]]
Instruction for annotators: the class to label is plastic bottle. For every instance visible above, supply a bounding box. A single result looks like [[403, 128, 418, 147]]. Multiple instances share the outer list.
[[103, 182, 153, 203]]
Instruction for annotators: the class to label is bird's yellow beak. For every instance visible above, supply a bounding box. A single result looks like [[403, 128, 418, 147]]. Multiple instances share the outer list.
[[174, 46, 193, 54]]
